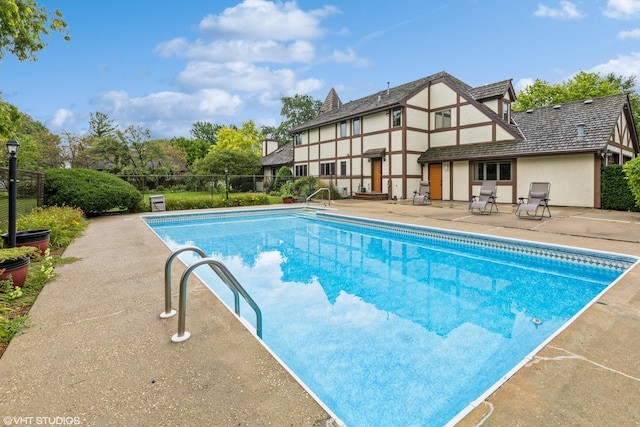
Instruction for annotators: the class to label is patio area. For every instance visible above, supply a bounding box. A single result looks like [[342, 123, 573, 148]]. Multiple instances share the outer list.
[[0, 199, 639, 426]]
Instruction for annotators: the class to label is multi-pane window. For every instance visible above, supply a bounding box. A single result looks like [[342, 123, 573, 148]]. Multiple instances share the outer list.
[[295, 164, 307, 177], [340, 121, 347, 137], [340, 161, 347, 176], [294, 133, 302, 145], [392, 108, 402, 127], [320, 162, 336, 176], [473, 161, 511, 181], [434, 109, 451, 129], [353, 117, 361, 135]]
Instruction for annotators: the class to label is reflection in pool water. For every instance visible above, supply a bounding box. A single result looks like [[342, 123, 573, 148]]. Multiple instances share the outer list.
[[146, 210, 636, 426]]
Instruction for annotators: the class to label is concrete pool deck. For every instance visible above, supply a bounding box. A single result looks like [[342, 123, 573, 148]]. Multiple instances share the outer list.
[[1, 199, 639, 426]]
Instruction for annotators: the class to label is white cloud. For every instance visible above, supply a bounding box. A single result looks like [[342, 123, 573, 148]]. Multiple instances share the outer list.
[[604, 0, 640, 19], [331, 48, 369, 66], [156, 38, 315, 64], [49, 108, 74, 128], [619, 28, 640, 39], [175, 61, 323, 95], [534, 1, 585, 19], [515, 78, 534, 92], [590, 52, 640, 80], [197, 0, 338, 40]]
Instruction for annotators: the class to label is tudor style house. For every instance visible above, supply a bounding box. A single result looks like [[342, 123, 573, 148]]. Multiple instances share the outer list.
[[289, 71, 638, 208]]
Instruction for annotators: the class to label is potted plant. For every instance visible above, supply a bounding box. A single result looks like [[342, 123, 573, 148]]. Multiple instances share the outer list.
[[0, 246, 36, 289], [2, 229, 51, 256], [280, 182, 295, 204]]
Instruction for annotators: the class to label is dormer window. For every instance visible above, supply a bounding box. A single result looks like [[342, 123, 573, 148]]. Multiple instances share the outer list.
[[503, 101, 510, 121]]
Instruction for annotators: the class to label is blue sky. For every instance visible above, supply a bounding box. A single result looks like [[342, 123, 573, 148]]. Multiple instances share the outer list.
[[2, 0, 640, 139]]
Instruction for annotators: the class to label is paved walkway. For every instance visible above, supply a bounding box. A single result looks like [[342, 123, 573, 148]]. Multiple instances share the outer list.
[[1, 200, 639, 426]]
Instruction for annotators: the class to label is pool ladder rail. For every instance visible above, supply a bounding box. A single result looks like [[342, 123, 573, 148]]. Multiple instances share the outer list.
[[306, 187, 331, 207], [160, 246, 263, 342]]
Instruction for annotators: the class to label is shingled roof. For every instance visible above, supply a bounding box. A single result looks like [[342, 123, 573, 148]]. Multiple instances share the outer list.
[[291, 71, 474, 133], [262, 142, 293, 167], [418, 93, 633, 163]]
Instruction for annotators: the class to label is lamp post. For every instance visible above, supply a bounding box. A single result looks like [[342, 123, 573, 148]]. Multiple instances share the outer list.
[[6, 138, 20, 248], [224, 168, 229, 199]]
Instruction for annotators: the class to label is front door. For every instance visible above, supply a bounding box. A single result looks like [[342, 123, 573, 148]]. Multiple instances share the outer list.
[[429, 164, 442, 200], [371, 158, 382, 192]]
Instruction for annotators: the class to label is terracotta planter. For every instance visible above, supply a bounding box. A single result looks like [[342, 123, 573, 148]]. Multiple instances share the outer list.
[[2, 229, 51, 255], [0, 256, 30, 289], [283, 197, 294, 204]]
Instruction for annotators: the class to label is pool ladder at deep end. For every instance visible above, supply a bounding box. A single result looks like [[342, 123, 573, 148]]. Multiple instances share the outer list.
[[159, 246, 263, 342]]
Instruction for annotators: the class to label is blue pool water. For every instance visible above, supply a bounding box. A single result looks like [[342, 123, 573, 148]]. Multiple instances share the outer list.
[[144, 208, 636, 427]]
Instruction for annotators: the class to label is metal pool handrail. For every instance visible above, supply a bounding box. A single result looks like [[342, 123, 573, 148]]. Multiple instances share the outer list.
[[160, 246, 207, 319], [306, 187, 331, 206], [163, 253, 263, 342]]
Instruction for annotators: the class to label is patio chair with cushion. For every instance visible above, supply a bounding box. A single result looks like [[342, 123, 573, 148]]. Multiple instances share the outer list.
[[516, 182, 551, 220], [469, 180, 498, 215], [413, 181, 431, 205]]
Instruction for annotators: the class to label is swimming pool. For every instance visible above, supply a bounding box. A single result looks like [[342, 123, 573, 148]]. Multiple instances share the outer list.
[[143, 207, 637, 426]]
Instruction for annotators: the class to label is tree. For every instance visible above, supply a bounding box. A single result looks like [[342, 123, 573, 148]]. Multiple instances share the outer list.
[[194, 148, 262, 176], [263, 94, 322, 145], [0, 0, 69, 62], [89, 111, 116, 137], [169, 136, 210, 169], [215, 120, 264, 154], [190, 121, 221, 145], [61, 131, 94, 169], [0, 96, 20, 140]]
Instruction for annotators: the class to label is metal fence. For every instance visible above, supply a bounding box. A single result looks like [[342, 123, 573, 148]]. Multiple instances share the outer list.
[[0, 167, 45, 224]]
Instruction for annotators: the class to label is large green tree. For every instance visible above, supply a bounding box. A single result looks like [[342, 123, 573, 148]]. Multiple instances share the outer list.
[[215, 120, 264, 154], [0, 0, 69, 62], [262, 94, 321, 145]]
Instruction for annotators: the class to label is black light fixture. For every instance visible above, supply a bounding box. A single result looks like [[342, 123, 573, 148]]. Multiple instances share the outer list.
[[6, 138, 20, 248]]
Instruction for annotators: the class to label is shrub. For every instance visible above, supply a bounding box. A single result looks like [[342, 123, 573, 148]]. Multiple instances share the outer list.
[[164, 193, 271, 210], [44, 169, 143, 215], [603, 165, 639, 211], [15, 206, 88, 249]]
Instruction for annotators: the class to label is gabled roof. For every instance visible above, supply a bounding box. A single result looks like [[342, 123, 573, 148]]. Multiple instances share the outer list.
[[291, 71, 476, 132], [262, 141, 293, 167], [418, 93, 634, 163], [468, 79, 515, 102]]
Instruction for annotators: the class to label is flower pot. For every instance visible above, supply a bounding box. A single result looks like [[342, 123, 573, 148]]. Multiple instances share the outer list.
[[283, 197, 294, 204], [2, 229, 51, 255], [0, 256, 30, 289]]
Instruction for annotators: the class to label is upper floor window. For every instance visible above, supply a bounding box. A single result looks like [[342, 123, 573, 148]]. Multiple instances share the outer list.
[[340, 161, 347, 176], [434, 109, 451, 129], [340, 121, 347, 137], [392, 107, 402, 127], [473, 161, 512, 181], [294, 133, 302, 145], [503, 102, 510, 121], [353, 117, 361, 135]]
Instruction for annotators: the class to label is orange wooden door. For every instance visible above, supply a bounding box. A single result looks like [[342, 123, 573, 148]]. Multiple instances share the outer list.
[[372, 159, 382, 192], [429, 164, 442, 200]]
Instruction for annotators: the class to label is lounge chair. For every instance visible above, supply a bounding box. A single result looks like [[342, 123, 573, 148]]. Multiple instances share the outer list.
[[469, 181, 498, 215], [413, 181, 431, 205], [516, 182, 551, 220]]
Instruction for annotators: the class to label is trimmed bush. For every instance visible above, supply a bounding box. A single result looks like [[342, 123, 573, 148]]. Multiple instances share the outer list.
[[44, 169, 143, 215], [602, 165, 639, 211]]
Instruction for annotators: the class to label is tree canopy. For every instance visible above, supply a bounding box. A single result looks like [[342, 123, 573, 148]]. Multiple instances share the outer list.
[[0, 0, 69, 62]]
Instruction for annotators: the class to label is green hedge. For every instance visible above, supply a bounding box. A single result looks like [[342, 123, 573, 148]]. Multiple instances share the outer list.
[[601, 165, 639, 211], [44, 169, 143, 215], [164, 193, 271, 210]]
